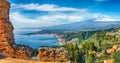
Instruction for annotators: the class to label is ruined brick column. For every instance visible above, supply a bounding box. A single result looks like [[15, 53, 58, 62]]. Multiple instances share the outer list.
[[0, 0, 16, 57], [0, 0, 34, 59]]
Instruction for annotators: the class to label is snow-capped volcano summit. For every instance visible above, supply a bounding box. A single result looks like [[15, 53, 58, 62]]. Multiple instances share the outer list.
[[92, 14, 116, 21]]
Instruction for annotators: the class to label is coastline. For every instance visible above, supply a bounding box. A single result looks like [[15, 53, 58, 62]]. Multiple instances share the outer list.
[[55, 35, 66, 45], [42, 33, 78, 46], [49, 34, 66, 45], [35, 33, 65, 46]]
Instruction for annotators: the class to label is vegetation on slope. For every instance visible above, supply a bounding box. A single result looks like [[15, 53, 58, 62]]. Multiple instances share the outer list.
[[62, 28, 120, 63]]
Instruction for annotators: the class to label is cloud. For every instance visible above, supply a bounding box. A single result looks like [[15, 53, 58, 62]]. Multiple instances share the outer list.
[[10, 3, 88, 28], [10, 12, 86, 28], [11, 3, 88, 12], [10, 3, 118, 28], [10, 11, 118, 28]]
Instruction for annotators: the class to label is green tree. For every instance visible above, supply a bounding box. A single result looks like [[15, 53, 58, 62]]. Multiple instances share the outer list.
[[114, 51, 120, 63], [87, 54, 95, 63]]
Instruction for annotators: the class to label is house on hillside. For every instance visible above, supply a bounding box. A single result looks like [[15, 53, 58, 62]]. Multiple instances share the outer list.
[[116, 32, 120, 37], [104, 59, 114, 63], [118, 30, 120, 32], [106, 45, 117, 54], [106, 32, 115, 36], [115, 45, 120, 51], [96, 52, 103, 57], [106, 48, 115, 54]]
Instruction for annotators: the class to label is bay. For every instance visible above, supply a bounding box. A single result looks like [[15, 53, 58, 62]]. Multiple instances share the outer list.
[[14, 28, 60, 49]]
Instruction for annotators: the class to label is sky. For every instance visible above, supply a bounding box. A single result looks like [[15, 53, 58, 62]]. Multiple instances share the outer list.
[[9, 0, 120, 28]]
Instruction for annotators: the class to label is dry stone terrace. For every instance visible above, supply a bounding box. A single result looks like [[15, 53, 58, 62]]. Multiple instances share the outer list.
[[37, 47, 70, 62]]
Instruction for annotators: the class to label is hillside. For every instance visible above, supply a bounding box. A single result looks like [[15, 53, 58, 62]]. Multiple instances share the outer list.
[[63, 28, 120, 63], [41, 21, 120, 32]]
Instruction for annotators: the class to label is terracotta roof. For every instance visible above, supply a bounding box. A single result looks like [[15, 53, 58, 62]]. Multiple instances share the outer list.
[[104, 59, 114, 63]]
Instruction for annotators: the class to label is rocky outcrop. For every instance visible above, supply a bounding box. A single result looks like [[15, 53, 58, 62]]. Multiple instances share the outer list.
[[37, 47, 70, 62], [0, 0, 16, 57], [14, 45, 34, 59], [0, 0, 33, 59]]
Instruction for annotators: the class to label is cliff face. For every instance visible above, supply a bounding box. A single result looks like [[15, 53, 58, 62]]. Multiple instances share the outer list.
[[0, 0, 34, 59], [0, 0, 16, 57]]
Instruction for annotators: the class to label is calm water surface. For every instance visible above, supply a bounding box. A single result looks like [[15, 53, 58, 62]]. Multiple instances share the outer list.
[[14, 29, 60, 49]]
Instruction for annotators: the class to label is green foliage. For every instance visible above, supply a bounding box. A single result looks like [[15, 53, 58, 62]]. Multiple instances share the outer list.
[[61, 28, 120, 63], [82, 41, 97, 52], [114, 51, 120, 63], [62, 31, 97, 41], [64, 44, 84, 63], [87, 54, 95, 63]]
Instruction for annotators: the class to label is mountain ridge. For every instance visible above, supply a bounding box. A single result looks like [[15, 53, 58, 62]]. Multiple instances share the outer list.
[[40, 21, 120, 32]]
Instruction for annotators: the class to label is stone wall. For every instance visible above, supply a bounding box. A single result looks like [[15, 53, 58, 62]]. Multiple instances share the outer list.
[[37, 47, 70, 62]]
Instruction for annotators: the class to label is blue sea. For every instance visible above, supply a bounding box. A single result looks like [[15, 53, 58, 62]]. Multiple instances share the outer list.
[[14, 28, 60, 49]]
